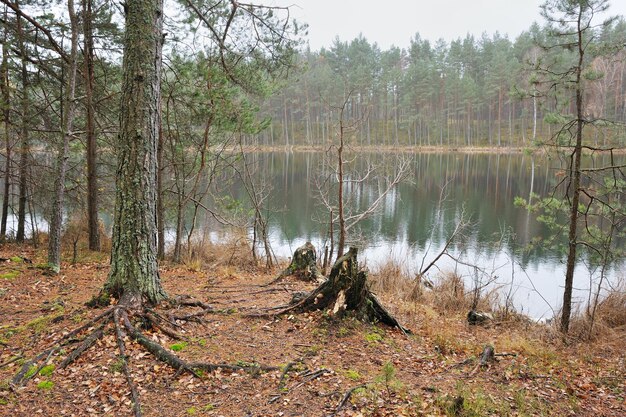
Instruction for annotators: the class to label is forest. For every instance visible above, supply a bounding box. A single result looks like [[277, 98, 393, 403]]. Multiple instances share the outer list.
[[0, 0, 625, 416]]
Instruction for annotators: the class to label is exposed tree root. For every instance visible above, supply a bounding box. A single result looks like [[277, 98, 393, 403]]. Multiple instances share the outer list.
[[11, 297, 278, 416]]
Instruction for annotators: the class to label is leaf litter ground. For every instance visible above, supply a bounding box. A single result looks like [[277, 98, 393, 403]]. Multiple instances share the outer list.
[[0, 244, 624, 416]]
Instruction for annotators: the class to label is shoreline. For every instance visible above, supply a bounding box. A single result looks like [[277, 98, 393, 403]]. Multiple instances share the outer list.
[[223, 144, 626, 154]]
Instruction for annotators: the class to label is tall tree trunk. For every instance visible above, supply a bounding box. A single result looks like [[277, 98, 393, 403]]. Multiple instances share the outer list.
[[156, 118, 165, 260], [15, 1, 28, 243], [561, 11, 585, 334], [336, 115, 346, 261], [48, 0, 79, 273], [105, 0, 166, 307], [0, 7, 10, 242], [83, 0, 100, 251]]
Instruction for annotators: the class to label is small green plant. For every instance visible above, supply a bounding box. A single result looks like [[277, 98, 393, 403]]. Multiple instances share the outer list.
[[186, 406, 197, 415], [375, 362, 403, 398], [337, 326, 351, 337], [9, 256, 22, 263], [170, 342, 188, 352], [344, 369, 362, 381], [196, 338, 207, 347], [39, 364, 55, 377], [36, 381, 54, 390], [202, 404, 215, 411], [0, 397, 8, 406], [304, 345, 322, 356]]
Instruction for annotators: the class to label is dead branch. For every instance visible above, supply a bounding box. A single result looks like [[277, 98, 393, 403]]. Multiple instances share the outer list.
[[328, 384, 367, 417]]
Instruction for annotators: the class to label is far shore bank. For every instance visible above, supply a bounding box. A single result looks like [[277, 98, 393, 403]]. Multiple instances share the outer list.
[[223, 144, 626, 154]]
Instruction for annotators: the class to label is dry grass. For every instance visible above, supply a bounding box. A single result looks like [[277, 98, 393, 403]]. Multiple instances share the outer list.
[[368, 260, 499, 315], [62, 214, 111, 257], [177, 234, 262, 274], [368, 260, 422, 302], [567, 279, 626, 341]]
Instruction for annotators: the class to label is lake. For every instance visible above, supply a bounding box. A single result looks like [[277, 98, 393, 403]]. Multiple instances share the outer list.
[[208, 150, 623, 319]]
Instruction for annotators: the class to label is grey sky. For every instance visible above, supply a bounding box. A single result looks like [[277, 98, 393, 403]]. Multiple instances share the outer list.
[[272, 0, 626, 50]]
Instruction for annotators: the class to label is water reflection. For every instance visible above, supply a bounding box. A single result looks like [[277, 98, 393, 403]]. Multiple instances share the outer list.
[[214, 151, 623, 318]]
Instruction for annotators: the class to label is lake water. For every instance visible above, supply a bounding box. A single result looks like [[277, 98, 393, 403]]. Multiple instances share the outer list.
[[4, 150, 621, 319], [209, 151, 623, 319]]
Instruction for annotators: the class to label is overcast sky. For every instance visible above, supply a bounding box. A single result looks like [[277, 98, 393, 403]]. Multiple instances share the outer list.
[[271, 0, 626, 50]]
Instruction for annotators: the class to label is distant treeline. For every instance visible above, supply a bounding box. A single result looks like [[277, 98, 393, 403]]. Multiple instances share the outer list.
[[255, 21, 626, 148]]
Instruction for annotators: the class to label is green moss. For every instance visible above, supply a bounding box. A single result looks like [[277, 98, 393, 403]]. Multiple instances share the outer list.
[[337, 326, 351, 337], [235, 360, 261, 369], [24, 365, 38, 379], [0, 270, 19, 280], [39, 364, 55, 377], [36, 381, 54, 390], [186, 406, 197, 415], [86, 292, 111, 308], [364, 331, 383, 343], [170, 342, 188, 352], [9, 256, 22, 263], [110, 357, 125, 373], [25, 312, 64, 334], [0, 397, 8, 406]]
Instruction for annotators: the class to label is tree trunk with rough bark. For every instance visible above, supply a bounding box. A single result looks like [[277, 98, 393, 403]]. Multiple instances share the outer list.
[[47, 0, 79, 274], [83, 0, 100, 252], [0, 9, 10, 242], [104, 0, 166, 307], [15, 1, 29, 243]]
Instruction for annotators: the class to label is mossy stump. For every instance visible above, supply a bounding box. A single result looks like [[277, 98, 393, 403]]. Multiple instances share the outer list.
[[267, 242, 325, 285]]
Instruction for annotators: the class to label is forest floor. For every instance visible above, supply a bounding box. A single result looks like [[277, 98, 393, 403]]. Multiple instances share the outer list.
[[0, 242, 625, 417]]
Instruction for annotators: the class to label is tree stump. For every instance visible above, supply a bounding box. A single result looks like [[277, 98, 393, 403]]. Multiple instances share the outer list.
[[467, 310, 493, 326], [282, 247, 409, 333], [266, 242, 325, 285]]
